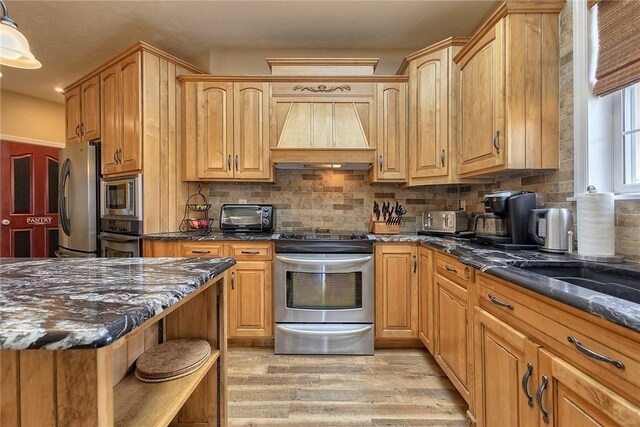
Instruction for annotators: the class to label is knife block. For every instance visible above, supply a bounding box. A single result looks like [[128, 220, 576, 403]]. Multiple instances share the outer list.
[[369, 213, 400, 235]]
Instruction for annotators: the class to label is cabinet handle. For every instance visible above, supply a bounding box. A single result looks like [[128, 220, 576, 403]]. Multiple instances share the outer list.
[[227, 154, 232, 171], [240, 250, 260, 255], [464, 267, 472, 280], [535, 376, 549, 424], [567, 336, 625, 370], [440, 149, 446, 167], [235, 155, 239, 171], [191, 250, 211, 254], [231, 271, 235, 290], [113, 150, 119, 165], [80, 122, 85, 135], [444, 265, 458, 273], [493, 130, 500, 154], [488, 294, 514, 311], [117, 148, 123, 164], [379, 155, 383, 172], [413, 255, 417, 273], [75, 125, 81, 137], [521, 362, 534, 408]]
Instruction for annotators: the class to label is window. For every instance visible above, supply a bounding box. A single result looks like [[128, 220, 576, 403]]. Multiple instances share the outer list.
[[617, 83, 640, 192]]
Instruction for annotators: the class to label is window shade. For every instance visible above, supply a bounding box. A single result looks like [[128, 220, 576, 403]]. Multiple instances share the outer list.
[[593, 0, 640, 96]]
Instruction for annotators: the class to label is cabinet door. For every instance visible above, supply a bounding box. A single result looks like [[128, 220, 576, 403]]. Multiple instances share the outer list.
[[197, 82, 234, 179], [375, 244, 418, 339], [418, 246, 434, 351], [100, 64, 119, 175], [538, 349, 640, 427], [373, 83, 407, 182], [65, 86, 82, 145], [474, 308, 540, 427], [409, 48, 449, 179], [233, 82, 271, 180], [80, 75, 101, 142], [228, 261, 273, 338], [458, 20, 505, 176], [435, 272, 470, 401], [119, 52, 142, 173]]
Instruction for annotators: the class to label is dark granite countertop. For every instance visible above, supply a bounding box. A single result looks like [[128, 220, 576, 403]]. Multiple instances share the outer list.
[[143, 231, 273, 241], [140, 231, 640, 334], [0, 257, 235, 350]]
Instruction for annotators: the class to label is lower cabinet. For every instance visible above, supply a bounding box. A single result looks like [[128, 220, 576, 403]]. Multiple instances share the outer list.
[[375, 244, 418, 339], [228, 260, 273, 338], [141, 240, 274, 339], [418, 246, 434, 351], [474, 308, 540, 427]]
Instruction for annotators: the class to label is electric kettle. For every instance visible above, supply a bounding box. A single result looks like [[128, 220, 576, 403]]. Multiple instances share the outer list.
[[528, 208, 574, 253]]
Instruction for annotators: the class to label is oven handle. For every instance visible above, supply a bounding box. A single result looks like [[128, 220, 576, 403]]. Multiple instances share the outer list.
[[275, 255, 372, 266], [276, 324, 373, 336], [98, 234, 140, 243]]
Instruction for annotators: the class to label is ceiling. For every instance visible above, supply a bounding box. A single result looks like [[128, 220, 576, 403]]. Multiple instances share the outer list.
[[0, 1, 500, 103]]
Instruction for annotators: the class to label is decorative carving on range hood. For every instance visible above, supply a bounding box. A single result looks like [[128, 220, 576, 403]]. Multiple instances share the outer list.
[[292, 84, 351, 93]]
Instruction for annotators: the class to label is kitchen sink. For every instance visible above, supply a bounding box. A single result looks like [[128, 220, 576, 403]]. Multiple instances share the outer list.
[[518, 266, 640, 304]]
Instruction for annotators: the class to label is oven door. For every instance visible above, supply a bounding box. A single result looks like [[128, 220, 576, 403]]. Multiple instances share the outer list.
[[99, 232, 141, 257], [101, 175, 142, 219], [274, 253, 373, 323]]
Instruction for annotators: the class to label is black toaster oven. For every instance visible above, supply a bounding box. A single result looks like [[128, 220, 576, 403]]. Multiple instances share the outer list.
[[219, 204, 274, 233]]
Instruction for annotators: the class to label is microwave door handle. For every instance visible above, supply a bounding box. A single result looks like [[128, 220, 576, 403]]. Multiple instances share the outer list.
[[276, 324, 373, 336], [275, 255, 372, 265], [98, 235, 140, 243]]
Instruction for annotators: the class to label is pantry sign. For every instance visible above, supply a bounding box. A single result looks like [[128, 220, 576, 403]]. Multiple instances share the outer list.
[[26, 217, 53, 225]]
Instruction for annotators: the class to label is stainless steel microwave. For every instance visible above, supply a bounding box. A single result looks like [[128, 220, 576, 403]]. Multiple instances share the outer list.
[[219, 204, 274, 233], [100, 174, 142, 220]]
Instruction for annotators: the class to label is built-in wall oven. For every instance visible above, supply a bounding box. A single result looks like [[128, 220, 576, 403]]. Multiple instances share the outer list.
[[274, 233, 375, 355], [99, 175, 143, 258]]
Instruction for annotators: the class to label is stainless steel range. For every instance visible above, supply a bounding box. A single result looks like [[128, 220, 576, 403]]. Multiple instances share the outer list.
[[273, 232, 375, 355]]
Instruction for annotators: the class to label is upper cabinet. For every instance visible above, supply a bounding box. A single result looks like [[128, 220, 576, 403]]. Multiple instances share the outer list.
[[65, 75, 101, 144], [455, 2, 563, 177], [100, 51, 142, 175], [369, 82, 407, 183], [182, 81, 272, 182]]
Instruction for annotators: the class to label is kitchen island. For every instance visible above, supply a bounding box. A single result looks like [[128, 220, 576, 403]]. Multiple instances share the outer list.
[[0, 257, 235, 426]]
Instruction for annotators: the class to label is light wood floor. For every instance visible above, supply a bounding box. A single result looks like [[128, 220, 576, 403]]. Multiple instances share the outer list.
[[227, 347, 467, 426]]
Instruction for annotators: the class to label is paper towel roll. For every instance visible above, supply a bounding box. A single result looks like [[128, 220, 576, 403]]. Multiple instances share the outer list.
[[577, 191, 615, 256]]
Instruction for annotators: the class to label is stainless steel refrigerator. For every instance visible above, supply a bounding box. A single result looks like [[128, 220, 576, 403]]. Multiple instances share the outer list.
[[57, 141, 99, 257]]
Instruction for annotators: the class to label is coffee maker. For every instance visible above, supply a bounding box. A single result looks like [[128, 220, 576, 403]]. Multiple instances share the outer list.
[[472, 191, 538, 249]]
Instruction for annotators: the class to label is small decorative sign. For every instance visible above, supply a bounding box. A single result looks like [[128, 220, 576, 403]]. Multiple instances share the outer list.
[[26, 217, 53, 225]]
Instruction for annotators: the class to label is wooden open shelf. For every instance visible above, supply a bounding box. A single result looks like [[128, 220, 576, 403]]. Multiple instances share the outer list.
[[114, 350, 220, 427]]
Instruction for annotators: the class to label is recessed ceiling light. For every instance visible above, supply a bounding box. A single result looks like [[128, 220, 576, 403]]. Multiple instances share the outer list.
[[54, 87, 64, 94]]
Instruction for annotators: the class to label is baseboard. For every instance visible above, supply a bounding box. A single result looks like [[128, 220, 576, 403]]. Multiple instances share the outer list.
[[374, 338, 424, 348], [228, 338, 274, 347]]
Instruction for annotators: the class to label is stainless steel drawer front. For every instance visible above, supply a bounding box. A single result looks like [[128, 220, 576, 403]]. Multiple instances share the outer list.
[[274, 323, 374, 355]]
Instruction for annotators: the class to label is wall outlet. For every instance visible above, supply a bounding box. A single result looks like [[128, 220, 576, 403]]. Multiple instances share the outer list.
[[239, 199, 247, 204], [460, 200, 467, 210]]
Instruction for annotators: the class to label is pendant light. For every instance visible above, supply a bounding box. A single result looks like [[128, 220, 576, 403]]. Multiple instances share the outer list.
[[0, 0, 41, 69]]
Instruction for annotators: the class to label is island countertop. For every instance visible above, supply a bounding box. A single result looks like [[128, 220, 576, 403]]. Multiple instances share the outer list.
[[0, 257, 235, 350]]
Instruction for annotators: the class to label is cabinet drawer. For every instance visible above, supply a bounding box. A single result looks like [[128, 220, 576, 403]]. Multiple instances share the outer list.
[[180, 243, 224, 258], [227, 243, 273, 260], [477, 273, 640, 393], [435, 253, 473, 286]]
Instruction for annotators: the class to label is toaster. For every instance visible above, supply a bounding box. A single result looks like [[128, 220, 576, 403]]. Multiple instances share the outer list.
[[421, 211, 469, 234]]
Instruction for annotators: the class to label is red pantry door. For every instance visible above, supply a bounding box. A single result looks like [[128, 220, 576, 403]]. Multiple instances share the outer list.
[[0, 140, 61, 257]]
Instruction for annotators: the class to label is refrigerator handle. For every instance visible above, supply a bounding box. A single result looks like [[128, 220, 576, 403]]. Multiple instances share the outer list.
[[59, 158, 72, 236]]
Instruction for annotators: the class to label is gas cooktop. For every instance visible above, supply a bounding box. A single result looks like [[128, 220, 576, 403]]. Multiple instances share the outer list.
[[275, 232, 374, 241]]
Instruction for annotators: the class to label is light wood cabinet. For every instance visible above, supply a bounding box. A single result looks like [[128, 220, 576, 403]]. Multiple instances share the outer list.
[[183, 81, 272, 181], [100, 51, 142, 175], [418, 246, 434, 352], [228, 260, 273, 338], [474, 308, 540, 427], [538, 348, 640, 426], [433, 253, 473, 405], [234, 83, 271, 179], [455, 4, 562, 176], [375, 244, 418, 339], [369, 83, 407, 182], [65, 75, 101, 144]]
